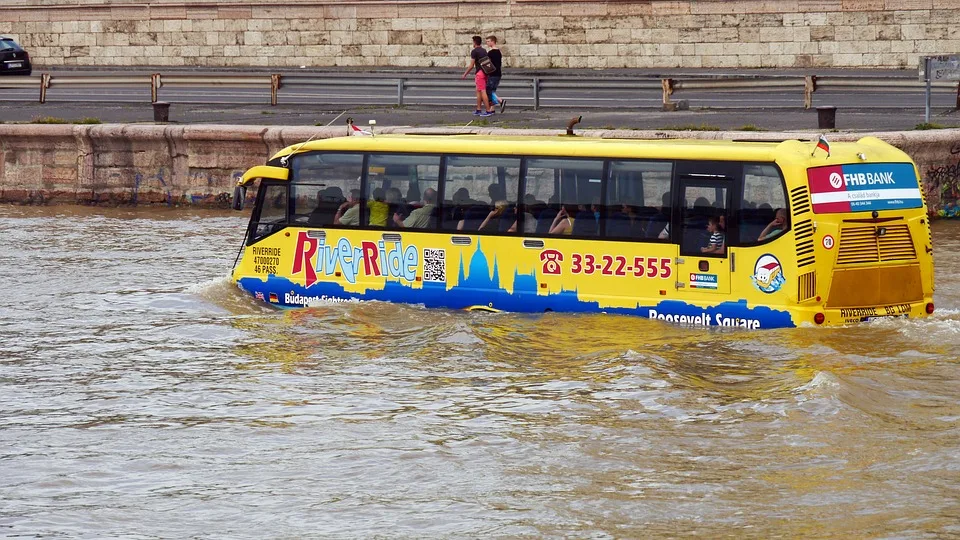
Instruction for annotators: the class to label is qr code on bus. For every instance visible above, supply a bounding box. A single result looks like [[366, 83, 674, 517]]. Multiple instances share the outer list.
[[422, 248, 446, 282]]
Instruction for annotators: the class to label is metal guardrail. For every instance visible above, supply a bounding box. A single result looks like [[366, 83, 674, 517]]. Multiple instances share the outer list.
[[1, 72, 958, 110]]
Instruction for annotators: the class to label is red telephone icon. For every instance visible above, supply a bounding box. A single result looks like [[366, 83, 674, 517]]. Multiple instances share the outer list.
[[540, 249, 564, 275]]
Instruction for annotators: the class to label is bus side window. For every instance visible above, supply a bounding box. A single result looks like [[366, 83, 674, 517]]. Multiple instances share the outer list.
[[525, 158, 605, 237], [605, 160, 673, 240], [368, 154, 441, 230], [288, 152, 364, 227], [443, 155, 521, 233], [740, 164, 788, 244]]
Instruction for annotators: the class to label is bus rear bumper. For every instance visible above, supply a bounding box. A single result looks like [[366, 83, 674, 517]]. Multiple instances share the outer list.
[[796, 300, 934, 326]]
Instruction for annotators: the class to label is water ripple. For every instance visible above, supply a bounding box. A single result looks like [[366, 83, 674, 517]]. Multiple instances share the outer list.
[[1, 207, 959, 537]]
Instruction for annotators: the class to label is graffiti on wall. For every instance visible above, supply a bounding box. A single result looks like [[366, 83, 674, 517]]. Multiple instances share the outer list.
[[925, 141, 960, 218]]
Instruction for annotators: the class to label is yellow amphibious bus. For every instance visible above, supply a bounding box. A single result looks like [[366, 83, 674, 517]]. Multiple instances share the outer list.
[[231, 135, 934, 328]]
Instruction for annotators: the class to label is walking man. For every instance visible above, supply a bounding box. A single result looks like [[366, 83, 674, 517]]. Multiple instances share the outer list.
[[461, 35, 493, 117], [485, 35, 506, 113]]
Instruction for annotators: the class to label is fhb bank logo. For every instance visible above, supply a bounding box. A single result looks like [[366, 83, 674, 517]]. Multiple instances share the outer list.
[[829, 172, 844, 189]]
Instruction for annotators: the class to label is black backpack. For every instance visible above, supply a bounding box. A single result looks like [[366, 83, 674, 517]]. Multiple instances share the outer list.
[[479, 55, 496, 75]]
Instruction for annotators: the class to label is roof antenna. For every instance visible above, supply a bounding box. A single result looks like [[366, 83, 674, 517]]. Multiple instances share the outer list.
[[566, 115, 582, 136]]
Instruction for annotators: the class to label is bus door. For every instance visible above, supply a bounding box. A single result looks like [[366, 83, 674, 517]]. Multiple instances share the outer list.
[[673, 173, 734, 294]]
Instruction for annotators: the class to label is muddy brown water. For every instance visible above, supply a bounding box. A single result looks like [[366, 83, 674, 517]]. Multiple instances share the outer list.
[[1, 206, 959, 537]]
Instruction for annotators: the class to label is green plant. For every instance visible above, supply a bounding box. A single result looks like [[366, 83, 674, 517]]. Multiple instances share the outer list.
[[32, 116, 68, 124], [77, 117, 101, 124], [739, 124, 764, 131], [915, 122, 945, 130], [658, 123, 721, 131]]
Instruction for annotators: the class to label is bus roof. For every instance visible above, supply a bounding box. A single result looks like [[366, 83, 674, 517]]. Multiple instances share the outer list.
[[268, 134, 911, 172]]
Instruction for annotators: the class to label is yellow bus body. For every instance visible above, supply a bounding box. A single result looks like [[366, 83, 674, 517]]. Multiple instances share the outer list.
[[232, 135, 935, 329]]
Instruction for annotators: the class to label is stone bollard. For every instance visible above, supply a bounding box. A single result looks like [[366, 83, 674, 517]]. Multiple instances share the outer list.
[[153, 101, 171, 123], [817, 106, 836, 129]]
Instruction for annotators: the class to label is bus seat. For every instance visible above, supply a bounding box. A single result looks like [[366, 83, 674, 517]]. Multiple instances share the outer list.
[[499, 207, 517, 232], [645, 215, 668, 238], [572, 210, 599, 236], [462, 205, 489, 231], [606, 212, 632, 238], [536, 207, 559, 235]]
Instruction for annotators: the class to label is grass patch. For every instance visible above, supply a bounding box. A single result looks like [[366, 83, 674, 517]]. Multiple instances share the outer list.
[[658, 123, 721, 131], [739, 124, 764, 131], [915, 122, 946, 130], [30, 116, 101, 124], [32, 116, 68, 124]]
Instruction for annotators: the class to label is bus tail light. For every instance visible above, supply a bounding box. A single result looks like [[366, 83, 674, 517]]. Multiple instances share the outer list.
[[926, 303, 935, 314], [814, 313, 825, 325]]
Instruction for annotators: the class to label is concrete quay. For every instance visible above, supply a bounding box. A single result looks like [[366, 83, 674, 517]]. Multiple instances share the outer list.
[[2, 122, 960, 214]]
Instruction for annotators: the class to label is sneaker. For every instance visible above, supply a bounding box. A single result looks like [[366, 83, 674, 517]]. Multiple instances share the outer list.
[[473, 110, 481, 116], [499, 99, 507, 113], [480, 111, 494, 117]]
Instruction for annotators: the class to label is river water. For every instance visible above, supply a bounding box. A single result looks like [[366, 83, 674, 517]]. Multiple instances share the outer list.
[[1, 206, 959, 538]]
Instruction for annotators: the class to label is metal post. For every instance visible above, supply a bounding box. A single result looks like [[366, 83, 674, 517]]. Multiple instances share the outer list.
[[533, 77, 540, 111], [151, 73, 160, 104], [271, 74, 281, 106], [39, 73, 50, 104], [925, 57, 932, 124], [397, 79, 404, 106]]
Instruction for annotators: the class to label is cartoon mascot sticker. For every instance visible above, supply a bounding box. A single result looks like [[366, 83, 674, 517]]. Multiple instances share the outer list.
[[752, 254, 785, 293]]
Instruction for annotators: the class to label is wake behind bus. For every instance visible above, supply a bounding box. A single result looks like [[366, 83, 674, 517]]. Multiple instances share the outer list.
[[230, 134, 934, 329]]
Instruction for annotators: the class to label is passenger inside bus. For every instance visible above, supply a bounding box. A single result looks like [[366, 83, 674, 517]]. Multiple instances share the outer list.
[[507, 194, 539, 233], [701, 216, 725, 254], [309, 186, 346, 226], [478, 200, 510, 231], [392, 188, 438, 229], [680, 197, 714, 249], [758, 208, 788, 241], [549, 205, 577, 235], [385, 187, 407, 227], [647, 192, 672, 239], [536, 196, 561, 235], [367, 187, 389, 227], [334, 189, 362, 226]]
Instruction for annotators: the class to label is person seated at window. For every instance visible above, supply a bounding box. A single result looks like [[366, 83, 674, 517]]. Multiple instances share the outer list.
[[385, 187, 406, 227], [393, 188, 437, 229], [334, 188, 362, 226], [701, 216, 725, 254], [549, 205, 577, 235], [450, 188, 475, 230], [758, 208, 788, 241], [367, 187, 389, 227], [479, 200, 510, 231], [487, 183, 505, 203]]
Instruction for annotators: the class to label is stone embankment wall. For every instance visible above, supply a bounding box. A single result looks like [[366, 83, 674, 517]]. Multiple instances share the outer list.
[[0, 0, 958, 70], [1, 123, 958, 213]]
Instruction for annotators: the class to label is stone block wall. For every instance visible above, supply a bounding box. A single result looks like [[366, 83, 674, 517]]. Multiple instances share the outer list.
[[0, 0, 957, 70]]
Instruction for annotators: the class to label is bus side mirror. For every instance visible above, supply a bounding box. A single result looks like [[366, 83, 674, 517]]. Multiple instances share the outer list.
[[232, 185, 246, 210]]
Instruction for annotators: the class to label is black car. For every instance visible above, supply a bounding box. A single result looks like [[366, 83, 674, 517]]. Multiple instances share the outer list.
[[0, 37, 32, 76]]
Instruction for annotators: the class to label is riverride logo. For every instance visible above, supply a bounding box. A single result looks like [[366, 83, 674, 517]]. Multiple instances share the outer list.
[[751, 254, 785, 294], [292, 232, 419, 287]]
